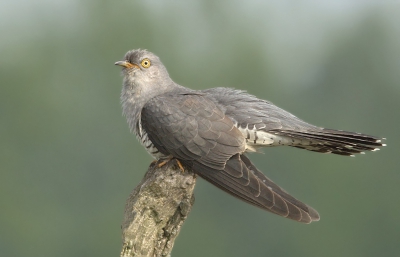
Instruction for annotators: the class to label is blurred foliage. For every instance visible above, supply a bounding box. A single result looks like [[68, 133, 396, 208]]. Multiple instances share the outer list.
[[1, 1, 399, 257]]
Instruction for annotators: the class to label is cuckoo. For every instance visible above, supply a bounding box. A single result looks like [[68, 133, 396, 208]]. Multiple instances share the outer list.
[[115, 49, 385, 224]]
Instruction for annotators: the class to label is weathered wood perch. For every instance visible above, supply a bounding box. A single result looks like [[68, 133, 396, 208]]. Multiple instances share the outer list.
[[120, 162, 197, 257]]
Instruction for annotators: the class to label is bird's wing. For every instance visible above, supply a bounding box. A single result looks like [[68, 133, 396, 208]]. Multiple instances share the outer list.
[[141, 92, 245, 170], [141, 93, 319, 223], [203, 87, 315, 131], [194, 154, 320, 223]]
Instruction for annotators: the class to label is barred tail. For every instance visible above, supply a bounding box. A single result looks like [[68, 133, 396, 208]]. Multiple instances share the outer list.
[[271, 128, 386, 156]]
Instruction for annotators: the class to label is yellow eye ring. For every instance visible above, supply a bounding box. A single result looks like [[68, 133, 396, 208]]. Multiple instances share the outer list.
[[141, 58, 151, 68]]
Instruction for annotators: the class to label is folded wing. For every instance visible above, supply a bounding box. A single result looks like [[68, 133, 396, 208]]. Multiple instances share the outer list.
[[141, 92, 319, 223]]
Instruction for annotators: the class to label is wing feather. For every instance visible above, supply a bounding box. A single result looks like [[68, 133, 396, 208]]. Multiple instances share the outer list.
[[141, 92, 319, 223]]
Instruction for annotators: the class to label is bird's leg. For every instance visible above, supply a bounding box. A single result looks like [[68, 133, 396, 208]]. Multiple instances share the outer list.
[[157, 156, 185, 172], [175, 159, 185, 173], [157, 156, 174, 168]]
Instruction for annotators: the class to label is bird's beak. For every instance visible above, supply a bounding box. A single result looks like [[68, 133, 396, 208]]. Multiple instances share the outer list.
[[114, 61, 139, 69]]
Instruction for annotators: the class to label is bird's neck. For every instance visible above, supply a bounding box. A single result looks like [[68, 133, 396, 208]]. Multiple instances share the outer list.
[[120, 79, 180, 134]]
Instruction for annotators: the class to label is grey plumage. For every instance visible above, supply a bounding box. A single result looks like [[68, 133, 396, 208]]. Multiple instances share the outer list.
[[116, 49, 385, 224]]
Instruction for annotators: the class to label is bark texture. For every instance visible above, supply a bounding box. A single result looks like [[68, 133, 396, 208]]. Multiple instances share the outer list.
[[120, 162, 196, 257]]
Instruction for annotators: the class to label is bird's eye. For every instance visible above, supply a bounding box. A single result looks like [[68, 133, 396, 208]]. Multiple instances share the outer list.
[[141, 58, 151, 68]]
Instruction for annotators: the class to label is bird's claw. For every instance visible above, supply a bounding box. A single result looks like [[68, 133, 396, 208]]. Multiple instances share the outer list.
[[157, 159, 169, 168], [175, 159, 185, 173], [157, 157, 185, 172]]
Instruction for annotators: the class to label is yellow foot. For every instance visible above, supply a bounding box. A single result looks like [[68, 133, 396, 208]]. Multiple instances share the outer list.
[[157, 156, 172, 168], [176, 159, 185, 173], [157, 157, 185, 172]]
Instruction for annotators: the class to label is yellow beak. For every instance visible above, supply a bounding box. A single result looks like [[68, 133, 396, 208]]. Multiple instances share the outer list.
[[114, 61, 139, 69]]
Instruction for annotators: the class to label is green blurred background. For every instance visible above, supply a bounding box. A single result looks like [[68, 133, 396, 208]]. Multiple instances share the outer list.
[[1, 1, 399, 256]]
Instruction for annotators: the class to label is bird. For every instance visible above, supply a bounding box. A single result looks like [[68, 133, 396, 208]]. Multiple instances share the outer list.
[[115, 49, 385, 224]]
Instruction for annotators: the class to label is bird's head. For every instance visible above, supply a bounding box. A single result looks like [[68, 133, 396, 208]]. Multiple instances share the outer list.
[[115, 49, 171, 88]]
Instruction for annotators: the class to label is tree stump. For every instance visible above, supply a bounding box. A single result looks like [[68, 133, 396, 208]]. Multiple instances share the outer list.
[[120, 162, 196, 257]]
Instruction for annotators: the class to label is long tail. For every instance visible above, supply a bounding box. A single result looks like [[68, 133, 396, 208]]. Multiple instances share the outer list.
[[270, 128, 386, 156], [192, 154, 320, 224]]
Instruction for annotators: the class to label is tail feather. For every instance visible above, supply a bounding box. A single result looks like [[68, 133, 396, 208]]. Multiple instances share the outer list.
[[270, 129, 386, 156]]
